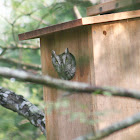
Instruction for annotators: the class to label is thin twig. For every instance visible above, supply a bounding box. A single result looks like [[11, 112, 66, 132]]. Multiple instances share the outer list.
[[0, 57, 41, 71], [31, 15, 49, 25], [0, 45, 40, 50], [73, 5, 82, 19], [75, 111, 140, 140], [0, 48, 7, 56], [36, 13, 51, 28]]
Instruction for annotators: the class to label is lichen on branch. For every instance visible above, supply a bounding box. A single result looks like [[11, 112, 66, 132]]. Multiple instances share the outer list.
[[0, 87, 46, 136]]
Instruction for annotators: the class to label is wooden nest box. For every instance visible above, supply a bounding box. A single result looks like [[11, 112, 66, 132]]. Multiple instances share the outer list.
[[19, 0, 140, 140]]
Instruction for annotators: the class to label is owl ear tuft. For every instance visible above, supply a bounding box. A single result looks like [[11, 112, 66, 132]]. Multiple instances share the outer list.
[[65, 48, 69, 54], [52, 50, 57, 57]]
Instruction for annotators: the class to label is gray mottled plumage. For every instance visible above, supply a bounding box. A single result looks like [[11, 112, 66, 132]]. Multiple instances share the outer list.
[[52, 48, 76, 80]]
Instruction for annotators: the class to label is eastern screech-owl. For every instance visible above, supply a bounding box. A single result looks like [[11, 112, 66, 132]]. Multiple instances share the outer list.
[[51, 48, 76, 80]]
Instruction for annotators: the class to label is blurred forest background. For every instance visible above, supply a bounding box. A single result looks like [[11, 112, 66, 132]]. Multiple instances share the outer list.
[[0, 0, 99, 139]]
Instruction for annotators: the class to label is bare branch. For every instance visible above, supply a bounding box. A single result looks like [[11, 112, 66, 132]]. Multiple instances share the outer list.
[[0, 57, 41, 71], [0, 44, 40, 50], [18, 44, 40, 49], [0, 67, 140, 100], [0, 48, 7, 56], [75, 112, 140, 140], [0, 86, 46, 135], [12, 10, 39, 25], [31, 15, 50, 25], [73, 5, 82, 19], [36, 13, 51, 28], [11, 24, 18, 46], [87, 0, 99, 5]]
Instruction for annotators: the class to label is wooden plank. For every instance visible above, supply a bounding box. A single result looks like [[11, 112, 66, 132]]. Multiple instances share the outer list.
[[87, 0, 140, 16], [40, 26, 95, 140], [82, 10, 140, 25], [18, 19, 82, 41], [92, 18, 140, 139], [18, 10, 140, 41]]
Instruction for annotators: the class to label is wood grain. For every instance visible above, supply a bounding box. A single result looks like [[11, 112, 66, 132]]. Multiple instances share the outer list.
[[92, 18, 140, 140], [87, 0, 140, 16], [18, 10, 140, 41], [40, 26, 95, 140]]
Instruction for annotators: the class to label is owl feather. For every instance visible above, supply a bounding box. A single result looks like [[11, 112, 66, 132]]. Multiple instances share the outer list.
[[52, 48, 76, 80]]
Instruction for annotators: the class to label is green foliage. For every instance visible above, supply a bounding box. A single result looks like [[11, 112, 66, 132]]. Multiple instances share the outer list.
[[0, 106, 45, 140]]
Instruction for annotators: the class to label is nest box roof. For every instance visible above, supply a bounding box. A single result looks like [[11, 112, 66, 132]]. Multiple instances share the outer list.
[[18, 10, 140, 41]]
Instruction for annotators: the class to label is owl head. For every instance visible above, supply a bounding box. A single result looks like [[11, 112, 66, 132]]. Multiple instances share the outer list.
[[52, 48, 76, 80]]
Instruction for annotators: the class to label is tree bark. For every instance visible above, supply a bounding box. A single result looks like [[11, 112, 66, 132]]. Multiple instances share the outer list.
[[0, 86, 46, 136]]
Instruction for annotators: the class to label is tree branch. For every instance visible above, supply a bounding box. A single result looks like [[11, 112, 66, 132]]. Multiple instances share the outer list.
[[31, 15, 50, 25], [0, 67, 140, 100], [0, 86, 46, 135], [0, 44, 40, 50], [75, 112, 140, 140], [87, 0, 99, 5], [0, 48, 7, 56], [73, 5, 82, 19], [0, 57, 41, 71]]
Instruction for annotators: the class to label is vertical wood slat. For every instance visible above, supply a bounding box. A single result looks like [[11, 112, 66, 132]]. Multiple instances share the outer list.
[[40, 26, 95, 140], [92, 18, 140, 140]]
